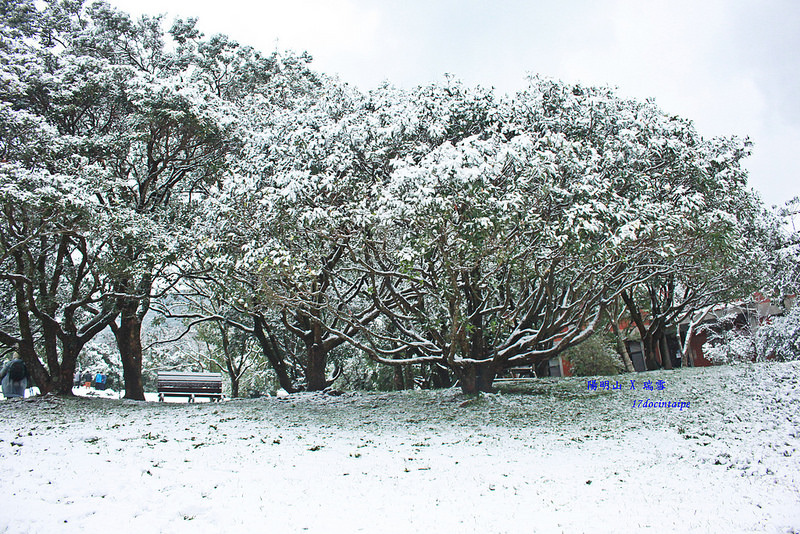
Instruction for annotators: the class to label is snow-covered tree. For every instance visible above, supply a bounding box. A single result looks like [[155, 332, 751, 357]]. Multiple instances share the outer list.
[[1, 1, 773, 398], [316, 78, 762, 393], [755, 305, 800, 361], [0, 1, 239, 398], [612, 121, 761, 369], [700, 311, 757, 364], [0, 3, 121, 394], [196, 76, 379, 391], [0, 165, 119, 394], [758, 198, 800, 306], [149, 32, 344, 393]]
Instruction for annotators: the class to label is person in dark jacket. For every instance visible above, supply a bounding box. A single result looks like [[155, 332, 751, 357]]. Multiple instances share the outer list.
[[0, 351, 28, 399]]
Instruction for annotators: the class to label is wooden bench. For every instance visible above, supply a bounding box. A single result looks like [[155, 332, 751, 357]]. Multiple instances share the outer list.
[[157, 371, 223, 403]]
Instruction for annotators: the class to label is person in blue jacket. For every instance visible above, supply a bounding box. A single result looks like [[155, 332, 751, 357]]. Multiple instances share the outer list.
[[1, 350, 28, 399], [95, 373, 107, 391]]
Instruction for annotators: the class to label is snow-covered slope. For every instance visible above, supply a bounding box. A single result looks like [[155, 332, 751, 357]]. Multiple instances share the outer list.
[[1, 362, 798, 533]]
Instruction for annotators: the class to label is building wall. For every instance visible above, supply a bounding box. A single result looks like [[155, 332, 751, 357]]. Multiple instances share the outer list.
[[688, 329, 713, 367]]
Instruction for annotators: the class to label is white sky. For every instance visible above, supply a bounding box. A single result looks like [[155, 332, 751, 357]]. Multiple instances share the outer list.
[[108, 0, 800, 208]]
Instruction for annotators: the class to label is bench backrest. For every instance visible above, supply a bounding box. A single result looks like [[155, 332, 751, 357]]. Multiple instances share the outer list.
[[157, 371, 223, 393]]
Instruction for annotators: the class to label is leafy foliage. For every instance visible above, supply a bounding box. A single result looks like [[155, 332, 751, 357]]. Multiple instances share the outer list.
[[562, 334, 623, 376], [701, 315, 757, 364], [756, 306, 800, 361], [0, 0, 784, 396]]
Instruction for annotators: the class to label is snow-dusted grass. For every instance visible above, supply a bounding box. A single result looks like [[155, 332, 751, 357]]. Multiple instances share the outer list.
[[1, 362, 799, 533]]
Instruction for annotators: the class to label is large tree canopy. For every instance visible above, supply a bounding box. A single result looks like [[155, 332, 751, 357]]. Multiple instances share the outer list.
[[201, 77, 763, 393], [302, 79, 761, 392], [0, 0, 235, 396], [1, 0, 774, 396]]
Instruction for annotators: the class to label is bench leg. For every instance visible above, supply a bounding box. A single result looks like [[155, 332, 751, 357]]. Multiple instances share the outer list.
[[159, 393, 164, 402], [189, 394, 195, 403]]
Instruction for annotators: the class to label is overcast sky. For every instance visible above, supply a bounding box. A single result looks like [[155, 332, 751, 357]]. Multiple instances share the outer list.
[[109, 0, 799, 209]]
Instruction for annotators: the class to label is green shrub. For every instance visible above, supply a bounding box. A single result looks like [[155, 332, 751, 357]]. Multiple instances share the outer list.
[[563, 335, 624, 376]]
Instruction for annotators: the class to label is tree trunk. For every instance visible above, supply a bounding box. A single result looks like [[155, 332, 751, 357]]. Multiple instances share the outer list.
[[643, 334, 660, 370], [300, 314, 337, 392], [404, 364, 414, 390], [15, 277, 79, 396], [393, 366, 405, 390], [53, 342, 82, 396], [12, 278, 54, 394], [682, 327, 696, 367], [14, 313, 54, 395], [622, 290, 659, 370], [219, 324, 240, 398], [609, 317, 635, 373], [18, 341, 53, 395], [660, 333, 673, 370], [459, 269, 494, 393], [114, 313, 145, 401], [306, 342, 327, 391], [456, 362, 497, 394], [252, 315, 298, 393], [230, 375, 240, 398], [431, 363, 452, 389]]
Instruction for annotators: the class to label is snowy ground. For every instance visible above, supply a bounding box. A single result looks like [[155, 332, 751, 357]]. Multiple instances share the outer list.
[[1, 362, 799, 534]]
